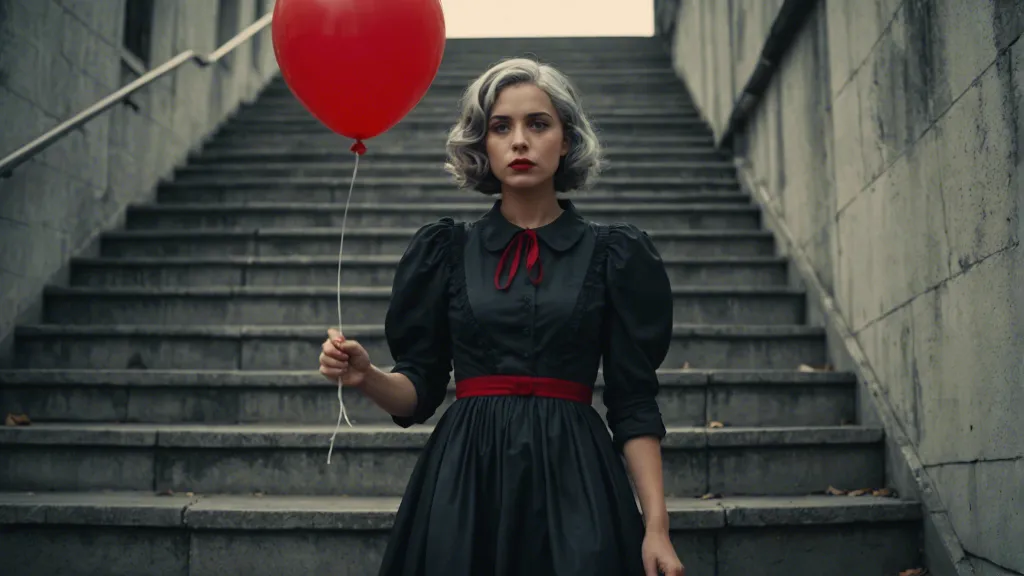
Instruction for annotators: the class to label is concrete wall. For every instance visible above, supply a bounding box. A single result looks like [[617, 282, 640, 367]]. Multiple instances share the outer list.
[[662, 1, 1023, 575], [0, 0, 278, 364]]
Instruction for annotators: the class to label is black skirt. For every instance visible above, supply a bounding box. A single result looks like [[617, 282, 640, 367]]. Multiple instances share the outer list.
[[377, 395, 648, 576]]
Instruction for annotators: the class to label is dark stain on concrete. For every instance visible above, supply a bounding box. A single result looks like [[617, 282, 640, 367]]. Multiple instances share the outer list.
[[993, 0, 1024, 52], [0, 0, 8, 88], [992, 5, 1021, 250]]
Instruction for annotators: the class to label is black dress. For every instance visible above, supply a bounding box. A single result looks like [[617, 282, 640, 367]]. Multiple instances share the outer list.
[[377, 199, 674, 576]]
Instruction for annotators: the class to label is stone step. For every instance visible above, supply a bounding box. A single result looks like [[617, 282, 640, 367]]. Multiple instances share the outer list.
[[200, 133, 715, 150], [185, 146, 730, 167], [260, 77, 684, 96], [245, 102, 701, 120], [154, 175, 738, 195], [397, 67, 682, 80], [224, 115, 707, 131], [0, 491, 921, 576], [123, 203, 761, 231], [173, 160, 736, 180], [249, 93, 695, 111], [68, 255, 789, 288], [0, 369, 856, 427], [156, 187, 749, 204], [215, 120, 710, 137], [0, 423, 883, 497], [11, 324, 826, 370], [42, 285, 805, 326], [97, 229, 775, 258], [235, 105, 703, 121]]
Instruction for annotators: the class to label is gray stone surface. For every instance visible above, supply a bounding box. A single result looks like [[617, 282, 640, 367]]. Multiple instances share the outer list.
[[121, 203, 760, 231], [0, 0, 279, 367], [63, 254, 789, 288], [0, 368, 856, 427], [12, 323, 827, 370], [0, 423, 884, 497], [0, 491, 921, 575], [660, 0, 1023, 571], [44, 284, 806, 326]]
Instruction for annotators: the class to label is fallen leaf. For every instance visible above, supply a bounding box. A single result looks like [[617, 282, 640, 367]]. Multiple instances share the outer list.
[[708, 421, 724, 429], [254, 491, 265, 497], [5, 413, 31, 426], [848, 488, 872, 497], [699, 493, 721, 500], [873, 488, 896, 498], [797, 364, 816, 373], [825, 485, 847, 496], [797, 363, 834, 372], [682, 362, 691, 370], [186, 492, 195, 497], [157, 489, 174, 497], [899, 568, 928, 576]]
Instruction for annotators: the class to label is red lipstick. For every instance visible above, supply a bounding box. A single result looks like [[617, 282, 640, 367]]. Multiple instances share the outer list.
[[509, 158, 535, 171]]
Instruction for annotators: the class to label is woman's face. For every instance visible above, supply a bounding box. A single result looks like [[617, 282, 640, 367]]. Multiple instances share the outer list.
[[485, 83, 569, 193]]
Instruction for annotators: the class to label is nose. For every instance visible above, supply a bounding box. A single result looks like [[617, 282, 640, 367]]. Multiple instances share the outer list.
[[511, 123, 528, 151]]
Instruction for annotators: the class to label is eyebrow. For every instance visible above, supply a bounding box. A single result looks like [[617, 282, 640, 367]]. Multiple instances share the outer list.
[[489, 112, 554, 121]]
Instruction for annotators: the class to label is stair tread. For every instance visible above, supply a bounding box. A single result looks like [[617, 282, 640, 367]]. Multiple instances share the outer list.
[[44, 285, 805, 296], [0, 367, 855, 386], [70, 255, 787, 265], [14, 323, 826, 337], [127, 202, 756, 212], [0, 491, 921, 529], [159, 176, 735, 184], [101, 228, 770, 238]]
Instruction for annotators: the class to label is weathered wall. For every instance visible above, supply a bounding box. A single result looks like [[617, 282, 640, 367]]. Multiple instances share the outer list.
[[0, 0, 278, 364], [662, 1, 1023, 575]]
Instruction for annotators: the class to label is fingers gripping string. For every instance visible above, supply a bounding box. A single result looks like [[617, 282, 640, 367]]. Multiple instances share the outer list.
[[327, 139, 365, 465]]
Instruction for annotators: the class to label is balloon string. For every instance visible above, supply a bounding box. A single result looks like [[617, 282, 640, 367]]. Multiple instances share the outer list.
[[327, 146, 361, 465]]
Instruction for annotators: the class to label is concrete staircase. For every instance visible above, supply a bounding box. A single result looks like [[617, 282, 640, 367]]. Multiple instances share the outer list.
[[0, 37, 923, 575]]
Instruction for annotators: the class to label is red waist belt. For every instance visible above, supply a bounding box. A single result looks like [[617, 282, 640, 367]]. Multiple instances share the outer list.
[[455, 375, 593, 404]]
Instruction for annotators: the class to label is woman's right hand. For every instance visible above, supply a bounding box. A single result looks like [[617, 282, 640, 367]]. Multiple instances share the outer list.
[[319, 328, 372, 387]]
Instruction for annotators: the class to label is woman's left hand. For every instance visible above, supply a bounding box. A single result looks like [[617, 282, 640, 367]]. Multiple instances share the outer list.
[[642, 530, 685, 576]]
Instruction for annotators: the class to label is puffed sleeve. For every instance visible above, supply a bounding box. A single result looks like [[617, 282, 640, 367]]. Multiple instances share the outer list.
[[601, 223, 673, 450], [384, 218, 454, 427]]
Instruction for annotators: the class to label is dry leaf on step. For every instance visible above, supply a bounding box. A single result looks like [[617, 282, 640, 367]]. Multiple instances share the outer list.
[[797, 363, 834, 372], [5, 413, 31, 426], [681, 362, 691, 370], [708, 421, 724, 429], [873, 488, 895, 497], [847, 488, 872, 497], [699, 493, 721, 500], [899, 569, 928, 576], [825, 485, 847, 496]]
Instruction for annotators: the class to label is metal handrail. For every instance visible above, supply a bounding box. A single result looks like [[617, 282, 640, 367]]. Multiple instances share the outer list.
[[0, 11, 274, 179]]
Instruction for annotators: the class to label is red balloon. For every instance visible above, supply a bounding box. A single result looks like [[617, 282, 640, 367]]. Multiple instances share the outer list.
[[271, 0, 446, 151]]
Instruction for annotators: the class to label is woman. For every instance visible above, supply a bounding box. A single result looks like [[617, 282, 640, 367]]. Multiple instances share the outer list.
[[319, 58, 685, 576]]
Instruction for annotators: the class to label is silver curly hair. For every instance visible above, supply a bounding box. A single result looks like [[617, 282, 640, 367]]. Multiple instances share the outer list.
[[443, 58, 604, 195]]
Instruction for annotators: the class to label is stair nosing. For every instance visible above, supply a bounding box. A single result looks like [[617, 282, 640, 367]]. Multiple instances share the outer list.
[[44, 285, 805, 297], [0, 423, 885, 449], [100, 228, 771, 239], [13, 323, 826, 338], [69, 255, 787, 266], [0, 368, 857, 387], [0, 491, 922, 530]]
